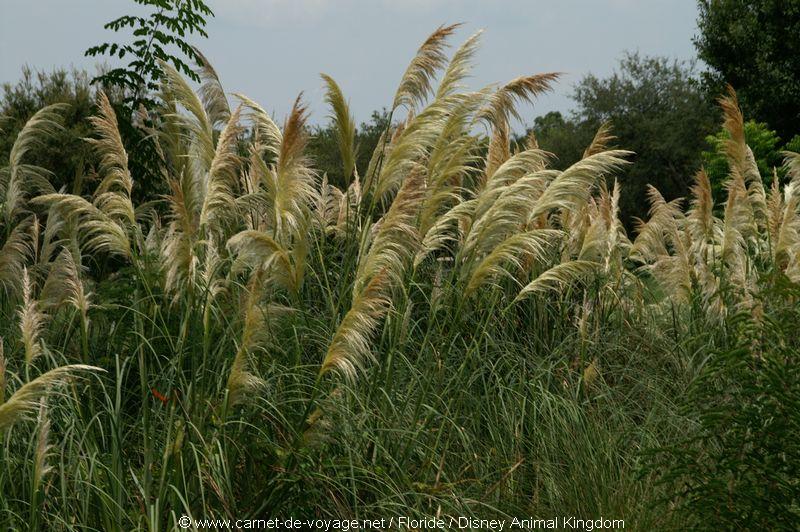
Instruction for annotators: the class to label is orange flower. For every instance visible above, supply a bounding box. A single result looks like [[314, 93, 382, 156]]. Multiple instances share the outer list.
[[151, 387, 168, 405]]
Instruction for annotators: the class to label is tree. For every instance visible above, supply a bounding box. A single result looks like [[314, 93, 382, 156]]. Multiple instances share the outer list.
[[0, 68, 100, 196], [695, 0, 800, 140], [520, 111, 593, 170], [85, 0, 213, 110], [84, 0, 215, 202], [701, 120, 800, 200], [571, 53, 717, 225]]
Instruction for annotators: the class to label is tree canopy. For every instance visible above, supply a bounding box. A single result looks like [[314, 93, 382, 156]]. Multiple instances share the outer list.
[[695, 0, 800, 139], [525, 53, 717, 226]]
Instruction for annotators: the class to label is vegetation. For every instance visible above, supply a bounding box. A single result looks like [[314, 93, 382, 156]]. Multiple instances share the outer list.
[[695, 0, 800, 139], [702, 119, 800, 200], [523, 53, 718, 227], [0, 69, 98, 196], [86, 0, 214, 109], [1, 13, 799, 532]]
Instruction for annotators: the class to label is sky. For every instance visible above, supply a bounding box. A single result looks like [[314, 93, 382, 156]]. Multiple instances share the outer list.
[[0, 0, 701, 128]]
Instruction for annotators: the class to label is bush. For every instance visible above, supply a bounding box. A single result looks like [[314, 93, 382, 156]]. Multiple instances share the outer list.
[[646, 277, 800, 530]]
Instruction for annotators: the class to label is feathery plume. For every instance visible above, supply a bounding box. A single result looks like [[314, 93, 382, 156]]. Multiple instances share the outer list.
[[578, 180, 630, 276], [354, 168, 425, 297], [320, 270, 391, 382], [415, 198, 477, 266], [33, 194, 131, 258], [321, 74, 357, 183], [719, 86, 766, 230], [41, 248, 91, 320], [515, 260, 601, 301], [719, 86, 747, 177], [322, 163, 426, 382], [234, 93, 283, 157], [766, 171, 784, 245], [784, 151, 800, 186], [160, 60, 215, 176], [269, 95, 317, 242], [484, 120, 511, 181], [336, 175, 362, 236], [525, 129, 540, 151], [225, 345, 264, 410], [193, 47, 231, 128], [315, 174, 342, 234], [200, 105, 243, 230], [582, 122, 615, 158], [227, 229, 299, 294], [0, 364, 103, 430], [5, 104, 66, 175], [371, 101, 449, 200], [478, 73, 561, 128], [466, 168, 556, 264], [392, 23, 461, 111], [1, 104, 65, 225], [419, 92, 484, 235], [0, 216, 36, 296], [630, 186, 684, 262], [435, 30, 482, 99], [87, 91, 135, 225], [162, 176, 200, 294], [225, 273, 267, 410], [687, 169, 716, 249], [529, 150, 631, 220], [33, 400, 53, 496], [773, 183, 799, 269], [465, 229, 561, 295], [19, 268, 45, 367], [720, 167, 753, 264], [476, 148, 551, 206]]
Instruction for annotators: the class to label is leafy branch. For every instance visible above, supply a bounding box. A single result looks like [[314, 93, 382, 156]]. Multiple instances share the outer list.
[[85, 0, 213, 109]]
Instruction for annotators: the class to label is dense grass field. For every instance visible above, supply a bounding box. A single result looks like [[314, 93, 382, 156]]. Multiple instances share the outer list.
[[1, 25, 799, 530]]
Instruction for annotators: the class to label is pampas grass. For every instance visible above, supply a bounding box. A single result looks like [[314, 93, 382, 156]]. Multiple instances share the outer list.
[[0, 364, 102, 430], [0, 26, 798, 531], [321, 74, 357, 183], [1, 104, 64, 227]]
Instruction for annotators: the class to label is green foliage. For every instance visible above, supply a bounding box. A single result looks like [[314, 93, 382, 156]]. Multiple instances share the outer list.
[[85, 0, 213, 109], [695, 0, 800, 140], [0, 68, 98, 195], [82, 0, 215, 206], [785, 133, 800, 154], [521, 111, 593, 169], [571, 53, 717, 225], [701, 120, 794, 199], [525, 54, 717, 227], [646, 278, 800, 530], [0, 67, 166, 211]]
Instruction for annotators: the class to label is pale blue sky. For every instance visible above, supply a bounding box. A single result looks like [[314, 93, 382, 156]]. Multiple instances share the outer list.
[[0, 0, 701, 127]]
